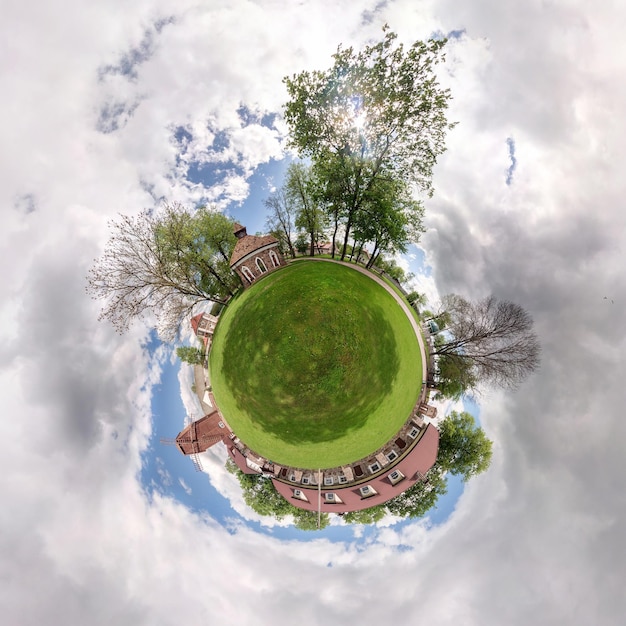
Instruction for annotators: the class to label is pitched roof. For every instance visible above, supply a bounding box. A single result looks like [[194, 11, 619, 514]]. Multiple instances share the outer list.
[[271, 423, 440, 513], [233, 222, 247, 237], [190, 313, 204, 335], [175, 411, 231, 455], [230, 234, 278, 266]]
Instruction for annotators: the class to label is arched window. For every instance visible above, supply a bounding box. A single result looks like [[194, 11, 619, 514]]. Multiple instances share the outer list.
[[241, 265, 255, 283], [269, 249, 280, 268], [255, 257, 268, 274]]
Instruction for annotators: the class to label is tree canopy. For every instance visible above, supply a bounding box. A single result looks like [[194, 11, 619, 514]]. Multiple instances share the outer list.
[[283, 28, 453, 260], [265, 162, 328, 258], [226, 461, 330, 530], [431, 294, 541, 397], [385, 470, 448, 518], [284, 27, 454, 193], [288, 163, 328, 256], [436, 411, 493, 481], [176, 346, 205, 366], [87, 204, 240, 339], [264, 187, 298, 259]]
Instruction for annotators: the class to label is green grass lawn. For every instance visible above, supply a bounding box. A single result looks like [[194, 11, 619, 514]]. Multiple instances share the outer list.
[[210, 260, 423, 468]]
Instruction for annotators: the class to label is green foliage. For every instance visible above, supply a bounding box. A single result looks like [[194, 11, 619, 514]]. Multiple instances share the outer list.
[[283, 28, 453, 260], [87, 203, 240, 338], [372, 255, 413, 283], [171, 206, 241, 298], [287, 163, 329, 256], [283, 28, 453, 192], [226, 461, 293, 518], [436, 411, 493, 481], [433, 354, 478, 401], [210, 301, 225, 316], [294, 232, 309, 254], [176, 345, 204, 365], [385, 471, 448, 518], [355, 177, 424, 268], [406, 291, 426, 309], [226, 461, 329, 530], [293, 509, 330, 531], [342, 504, 387, 525]]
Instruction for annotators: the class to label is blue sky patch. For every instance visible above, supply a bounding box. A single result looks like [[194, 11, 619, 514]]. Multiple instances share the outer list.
[[506, 137, 517, 185], [98, 18, 175, 82]]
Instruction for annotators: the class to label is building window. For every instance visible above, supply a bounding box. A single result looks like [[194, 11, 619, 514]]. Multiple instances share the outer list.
[[388, 470, 405, 485], [368, 462, 381, 474], [325, 492, 342, 503], [324, 476, 334, 486], [386, 450, 398, 462], [301, 476, 310, 485], [338, 474, 348, 484], [241, 265, 255, 283], [269, 249, 280, 267], [289, 474, 296, 482], [408, 426, 420, 439], [359, 485, 377, 498], [255, 257, 268, 273], [293, 489, 308, 502]]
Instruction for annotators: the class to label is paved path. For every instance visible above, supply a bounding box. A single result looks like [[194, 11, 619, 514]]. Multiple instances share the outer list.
[[302, 258, 428, 400]]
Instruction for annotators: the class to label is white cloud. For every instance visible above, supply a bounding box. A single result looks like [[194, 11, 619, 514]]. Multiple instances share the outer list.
[[2, 1, 626, 625], [178, 477, 192, 495]]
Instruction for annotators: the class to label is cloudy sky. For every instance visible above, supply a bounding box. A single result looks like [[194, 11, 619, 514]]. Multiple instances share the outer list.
[[2, 1, 626, 624]]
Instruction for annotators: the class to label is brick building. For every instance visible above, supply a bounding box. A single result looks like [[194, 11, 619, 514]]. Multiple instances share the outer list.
[[230, 223, 286, 286], [190, 312, 218, 347]]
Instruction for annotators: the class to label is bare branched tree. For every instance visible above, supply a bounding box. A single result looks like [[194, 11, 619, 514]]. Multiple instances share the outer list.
[[264, 189, 297, 259], [432, 294, 541, 391], [86, 204, 239, 338]]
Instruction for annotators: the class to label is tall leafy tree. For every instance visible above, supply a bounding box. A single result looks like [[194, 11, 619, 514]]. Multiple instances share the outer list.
[[436, 411, 493, 481], [433, 356, 477, 401], [286, 163, 328, 256], [350, 176, 423, 269], [226, 461, 329, 530], [283, 27, 454, 259], [292, 509, 330, 531], [87, 203, 239, 339], [176, 346, 205, 366]]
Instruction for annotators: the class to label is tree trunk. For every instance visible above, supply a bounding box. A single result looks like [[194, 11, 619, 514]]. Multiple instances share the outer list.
[[282, 225, 297, 259], [206, 264, 235, 296], [367, 246, 380, 270], [340, 214, 353, 261], [216, 243, 231, 264], [355, 241, 364, 264], [331, 211, 339, 259], [341, 218, 352, 261]]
